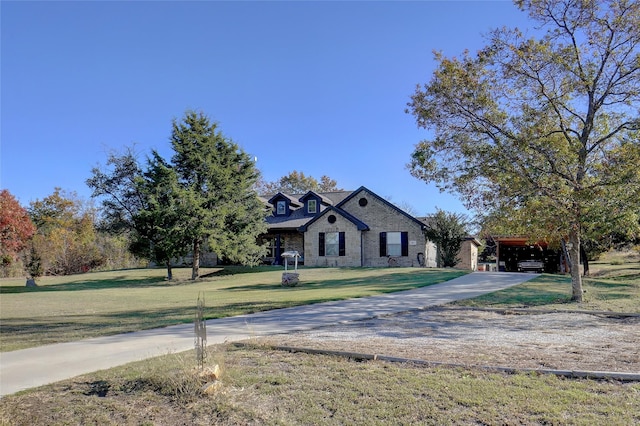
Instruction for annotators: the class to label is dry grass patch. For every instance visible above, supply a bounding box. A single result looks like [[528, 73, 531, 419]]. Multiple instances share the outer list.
[[1, 344, 638, 426]]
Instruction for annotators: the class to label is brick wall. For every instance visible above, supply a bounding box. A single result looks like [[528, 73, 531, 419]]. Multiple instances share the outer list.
[[341, 189, 426, 267], [455, 239, 479, 270], [304, 214, 363, 267]]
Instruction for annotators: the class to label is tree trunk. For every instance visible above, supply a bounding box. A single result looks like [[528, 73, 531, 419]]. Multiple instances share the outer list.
[[166, 261, 173, 281], [191, 239, 201, 280], [568, 229, 584, 302], [580, 244, 589, 277]]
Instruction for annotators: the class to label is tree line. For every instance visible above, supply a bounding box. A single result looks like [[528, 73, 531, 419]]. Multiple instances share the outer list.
[[1, 188, 142, 278]]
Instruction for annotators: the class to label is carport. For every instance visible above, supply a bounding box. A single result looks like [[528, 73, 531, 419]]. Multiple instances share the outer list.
[[495, 237, 560, 273]]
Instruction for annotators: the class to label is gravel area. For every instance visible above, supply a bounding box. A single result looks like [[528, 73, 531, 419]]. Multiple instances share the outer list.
[[258, 307, 640, 373]]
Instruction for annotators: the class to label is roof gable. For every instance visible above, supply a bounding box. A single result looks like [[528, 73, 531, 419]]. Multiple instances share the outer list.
[[336, 186, 427, 230], [299, 206, 369, 232], [298, 191, 334, 205], [268, 192, 301, 207]]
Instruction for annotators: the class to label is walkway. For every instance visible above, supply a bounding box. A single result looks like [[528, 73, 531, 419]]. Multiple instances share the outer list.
[[0, 272, 536, 396]]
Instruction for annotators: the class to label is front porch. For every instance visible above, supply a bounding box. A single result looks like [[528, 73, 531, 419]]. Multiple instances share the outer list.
[[261, 231, 304, 266]]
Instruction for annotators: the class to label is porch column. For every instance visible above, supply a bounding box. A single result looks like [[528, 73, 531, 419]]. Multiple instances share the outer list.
[[275, 233, 282, 265]]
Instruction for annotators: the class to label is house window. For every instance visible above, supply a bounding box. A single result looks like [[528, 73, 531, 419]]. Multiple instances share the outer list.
[[325, 232, 339, 256], [307, 199, 317, 214], [387, 232, 402, 256], [319, 232, 345, 257], [276, 200, 286, 215], [379, 232, 408, 257]]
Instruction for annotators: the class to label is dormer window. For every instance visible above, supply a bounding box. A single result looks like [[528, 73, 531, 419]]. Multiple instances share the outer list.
[[307, 199, 317, 214], [276, 200, 286, 215]]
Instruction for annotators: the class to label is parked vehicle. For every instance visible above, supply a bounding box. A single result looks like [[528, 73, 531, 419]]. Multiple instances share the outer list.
[[517, 259, 544, 273]]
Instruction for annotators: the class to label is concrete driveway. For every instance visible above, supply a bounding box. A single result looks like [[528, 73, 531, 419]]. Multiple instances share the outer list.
[[0, 272, 536, 397]]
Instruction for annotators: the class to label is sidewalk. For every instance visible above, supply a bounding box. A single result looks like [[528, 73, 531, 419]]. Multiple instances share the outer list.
[[0, 272, 536, 396]]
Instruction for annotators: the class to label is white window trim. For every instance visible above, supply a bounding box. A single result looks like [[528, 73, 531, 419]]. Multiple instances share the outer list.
[[387, 231, 402, 257], [325, 231, 339, 256], [307, 199, 317, 214]]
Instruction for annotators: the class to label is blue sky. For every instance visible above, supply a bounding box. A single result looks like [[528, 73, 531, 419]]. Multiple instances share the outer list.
[[1, 1, 531, 216]]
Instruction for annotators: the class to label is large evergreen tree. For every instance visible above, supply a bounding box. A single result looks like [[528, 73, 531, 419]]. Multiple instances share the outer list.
[[407, 0, 640, 301], [130, 152, 194, 280], [170, 111, 267, 279]]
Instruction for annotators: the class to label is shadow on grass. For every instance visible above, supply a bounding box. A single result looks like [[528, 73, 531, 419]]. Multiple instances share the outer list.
[[589, 273, 640, 284], [0, 301, 293, 350], [218, 270, 466, 294], [0, 266, 283, 294], [0, 276, 178, 294], [0, 267, 237, 294], [200, 265, 280, 277], [458, 275, 573, 307]]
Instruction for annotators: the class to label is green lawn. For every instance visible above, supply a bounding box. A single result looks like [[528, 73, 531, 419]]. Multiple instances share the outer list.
[[0, 266, 465, 351], [455, 253, 640, 312]]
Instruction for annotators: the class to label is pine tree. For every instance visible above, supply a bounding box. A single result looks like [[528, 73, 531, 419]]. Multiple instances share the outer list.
[[170, 111, 267, 279]]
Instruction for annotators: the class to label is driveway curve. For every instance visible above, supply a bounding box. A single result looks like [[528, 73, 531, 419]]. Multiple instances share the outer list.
[[0, 272, 536, 396]]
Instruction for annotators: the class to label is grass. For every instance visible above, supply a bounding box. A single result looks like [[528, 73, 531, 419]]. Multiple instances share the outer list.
[[0, 266, 465, 351], [1, 255, 638, 424], [455, 250, 640, 313], [1, 344, 638, 425]]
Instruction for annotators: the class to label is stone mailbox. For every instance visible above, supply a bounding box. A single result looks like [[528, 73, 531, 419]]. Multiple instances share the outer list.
[[281, 250, 300, 287]]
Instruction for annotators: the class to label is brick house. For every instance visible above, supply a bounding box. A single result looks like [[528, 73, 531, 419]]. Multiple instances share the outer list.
[[262, 186, 437, 268]]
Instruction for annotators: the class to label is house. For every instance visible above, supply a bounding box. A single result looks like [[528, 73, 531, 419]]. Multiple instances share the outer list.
[[261, 186, 437, 268]]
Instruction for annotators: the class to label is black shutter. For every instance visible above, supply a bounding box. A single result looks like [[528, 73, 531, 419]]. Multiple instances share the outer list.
[[401, 232, 409, 256], [379, 232, 387, 257], [338, 232, 345, 256], [319, 232, 325, 257]]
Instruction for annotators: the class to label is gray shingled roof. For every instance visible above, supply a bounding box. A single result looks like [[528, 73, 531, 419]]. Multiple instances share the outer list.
[[264, 190, 355, 231]]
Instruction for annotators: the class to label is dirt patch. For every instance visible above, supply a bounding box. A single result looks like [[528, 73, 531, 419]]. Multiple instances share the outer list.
[[257, 307, 640, 373]]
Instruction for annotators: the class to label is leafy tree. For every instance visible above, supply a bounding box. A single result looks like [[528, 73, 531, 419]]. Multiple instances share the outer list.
[[87, 148, 192, 279], [170, 111, 267, 279], [28, 188, 104, 275], [0, 190, 36, 274], [424, 209, 469, 267], [407, 0, 640, 301], [87, 146, 145, 235], [257, 170, 341, 195]]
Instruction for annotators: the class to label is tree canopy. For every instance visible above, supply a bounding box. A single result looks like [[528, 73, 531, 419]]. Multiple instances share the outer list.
[[87, 148, 192, 279], [407, 0, 640, 301], [257, 170, 341, 195], [423, 209, 470, 268], [88, 111, 267, 279], [0, 190, 36, 272], [170, 111, 267, 278], [28, 188, 105, 276]]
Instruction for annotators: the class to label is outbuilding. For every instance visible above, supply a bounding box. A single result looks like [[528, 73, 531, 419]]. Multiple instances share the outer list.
[[494, 237, 562, 273]]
